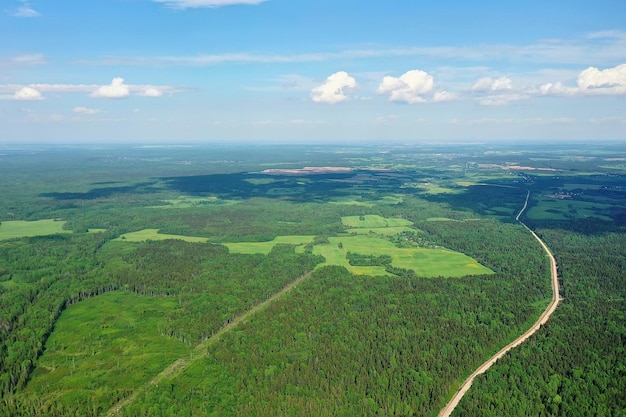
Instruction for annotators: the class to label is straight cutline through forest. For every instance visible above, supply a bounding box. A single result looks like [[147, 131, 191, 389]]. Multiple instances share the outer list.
[[105, 192, 559, 417], [104, 272, 312, 417], [437, 191, 562, 417]]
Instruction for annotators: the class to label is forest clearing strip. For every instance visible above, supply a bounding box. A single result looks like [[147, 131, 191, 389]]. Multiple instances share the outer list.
[[104, 271, 312, 416], [438, 191, 561, 417]]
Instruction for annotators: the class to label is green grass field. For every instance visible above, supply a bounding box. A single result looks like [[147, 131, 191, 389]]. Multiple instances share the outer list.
[[329, 195, 404, 207], [306, 235, 493, 277], [115, 215, 490, 277], [345, 226, 415, 236], [23, 291, 190, 410], [224, 235, 316, 255], [150, 196, 239, 208], [402, 182, 462, 195], [342, 214, 412, 228], [0, 219, 71, 240], [114, 229, 209, 243]]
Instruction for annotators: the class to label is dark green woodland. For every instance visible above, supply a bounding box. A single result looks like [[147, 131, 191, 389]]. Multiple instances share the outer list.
[[0, 143, 624, 416]]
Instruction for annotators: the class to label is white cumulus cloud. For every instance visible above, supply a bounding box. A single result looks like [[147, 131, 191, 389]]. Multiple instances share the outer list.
[[433, 90, 456, 102], [539, 82, 577, 96], [310, 71, 357, 104], [90, 77, 131, 99], [478, 94, 526, 106], [377, 70, 434, 103], [73, 106, 100, 114], [472, 76, 512, 91], [540, 63, 626, 97], [138, 87, 164, 97], [14, 86, 43, 101], [577, 63, 626, 93], [153, 0, 266, 9]]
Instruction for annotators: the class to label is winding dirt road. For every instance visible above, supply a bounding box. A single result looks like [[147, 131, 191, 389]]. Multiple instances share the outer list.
[[105, 192, 559, 417], [438, 191, 561, 417], [105, 272, 311, 416]]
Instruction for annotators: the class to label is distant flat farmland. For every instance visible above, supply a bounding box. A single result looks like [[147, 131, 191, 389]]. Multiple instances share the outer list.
[[0, 219, 71, 240]]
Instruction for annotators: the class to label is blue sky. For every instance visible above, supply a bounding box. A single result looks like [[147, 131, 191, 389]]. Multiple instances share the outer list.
[[1, 0, 626, 144]]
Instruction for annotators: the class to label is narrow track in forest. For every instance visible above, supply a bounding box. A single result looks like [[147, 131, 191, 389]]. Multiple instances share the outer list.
[[104, 272, 311, 416], [438, 191, 561, 417]]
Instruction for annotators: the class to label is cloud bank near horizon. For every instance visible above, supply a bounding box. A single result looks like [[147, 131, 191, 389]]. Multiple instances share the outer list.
[[152, 0, 266, 9]]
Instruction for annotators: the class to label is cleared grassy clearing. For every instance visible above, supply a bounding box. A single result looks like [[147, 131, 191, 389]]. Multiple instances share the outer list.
[[150, 196, 238, 209], [224, 235, 316, 255], [402, 182, 462, 195], [114, 229, 209, 243], [330, 195, 404, 207], [455, 181, 478, 187], [24, 291, 190, 410], [345, 226, 415, 236], [0, 219, 71, 240], [329, 199, 374, 207], [244, 178, 282, 185], [342, 214, 412, 228], [309, 236, 493, 277]]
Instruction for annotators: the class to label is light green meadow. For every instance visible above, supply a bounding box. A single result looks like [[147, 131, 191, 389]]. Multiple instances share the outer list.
[[114, 229, 209, 243], [342, 215, 415, 236], [24, 291, 190, 410], [0, 219, 71, 240], [305, 235, 493, 277], [345, 226, 415, 236], [330, 195, 404, 207], [401, 182, 461, 195], [224, 235, 316, 255], [150, 196, 239, 208], [116, 218, 491, 277], [342, 214, 412, 228]]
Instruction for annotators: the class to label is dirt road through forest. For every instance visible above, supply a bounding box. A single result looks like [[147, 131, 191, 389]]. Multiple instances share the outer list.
[[438, 191, 561, 417]]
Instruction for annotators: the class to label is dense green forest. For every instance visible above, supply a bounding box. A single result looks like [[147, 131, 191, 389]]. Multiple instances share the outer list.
[[0, 143, 624, 416], [453, 228, 626, 416]]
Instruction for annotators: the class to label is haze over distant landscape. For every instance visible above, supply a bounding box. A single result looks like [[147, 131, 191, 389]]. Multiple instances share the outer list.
[[1, 0, 626, 143]]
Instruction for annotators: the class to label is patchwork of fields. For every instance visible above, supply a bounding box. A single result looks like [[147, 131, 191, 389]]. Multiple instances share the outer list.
[[114, 215, 493, 277], [1, 144, 624, 417]]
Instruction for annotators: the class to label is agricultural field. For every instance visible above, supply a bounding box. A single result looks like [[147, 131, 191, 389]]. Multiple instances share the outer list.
[[306, 235, 493, 277], [223, 235, 315, 255], [0, 143, 624, 417], [0, 219, 71, 240], [150, 196, 239, 209], [114, 229, 209, 243]]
